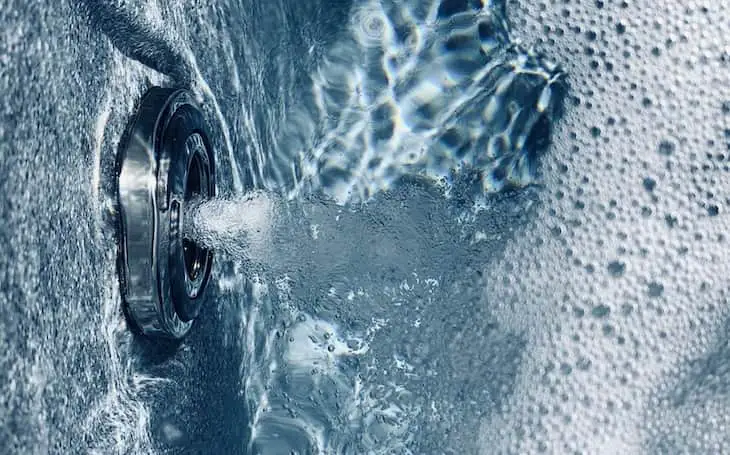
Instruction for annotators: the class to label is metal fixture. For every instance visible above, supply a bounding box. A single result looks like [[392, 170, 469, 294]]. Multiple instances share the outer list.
[[117, 87, 215, 339]]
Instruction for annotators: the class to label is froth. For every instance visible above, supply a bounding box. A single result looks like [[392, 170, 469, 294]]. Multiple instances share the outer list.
[[185, 191, 274, 261], [479, 0, 730, 453]]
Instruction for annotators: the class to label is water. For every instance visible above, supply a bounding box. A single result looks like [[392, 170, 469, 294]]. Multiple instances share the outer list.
[[184, 193, 276, 263], [275, 0, 563, 202], [201, 183, 536, 454], [2, 0, 730, 454]]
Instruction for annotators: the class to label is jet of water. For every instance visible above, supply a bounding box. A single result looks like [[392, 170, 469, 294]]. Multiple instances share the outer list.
[[184, 191, 334, 275], [184, 191, 275, 263]]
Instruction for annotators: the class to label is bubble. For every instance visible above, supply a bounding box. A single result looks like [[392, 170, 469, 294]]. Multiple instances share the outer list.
[[642, 177, 657, 192], [591, 304, 611, 318], [607, 260, 626, 277], [478, 0, 730, 452], [351, 5, 388, 48], [647, 282, 664, 298]]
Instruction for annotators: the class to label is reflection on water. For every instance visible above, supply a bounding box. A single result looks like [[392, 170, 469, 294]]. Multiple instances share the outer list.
[[272, 0, 564, 203]]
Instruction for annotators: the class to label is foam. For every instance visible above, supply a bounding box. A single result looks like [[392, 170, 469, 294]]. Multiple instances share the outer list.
[[185, 191, 274, 261], [479, 1, 730, 452]]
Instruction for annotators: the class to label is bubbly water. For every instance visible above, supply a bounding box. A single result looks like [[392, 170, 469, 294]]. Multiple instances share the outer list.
[[184, 192, 276, 263], [187, 183, 538, 454], [3, 0, 730, 454]]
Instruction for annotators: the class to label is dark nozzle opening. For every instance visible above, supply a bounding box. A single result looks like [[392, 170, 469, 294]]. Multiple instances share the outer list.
[[183, 152, 207, 282]]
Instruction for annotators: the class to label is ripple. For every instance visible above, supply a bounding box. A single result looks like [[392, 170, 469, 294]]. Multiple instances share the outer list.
[[271, 0, 565, 204], [351, 5, 389, 48]]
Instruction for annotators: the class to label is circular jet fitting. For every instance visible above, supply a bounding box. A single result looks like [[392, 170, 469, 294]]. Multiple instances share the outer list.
[[117, 87, 215, 339]]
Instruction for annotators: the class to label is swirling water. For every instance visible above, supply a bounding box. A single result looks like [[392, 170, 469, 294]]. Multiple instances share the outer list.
[[2, 0, 729, 454], [180, 1, 562, 450]]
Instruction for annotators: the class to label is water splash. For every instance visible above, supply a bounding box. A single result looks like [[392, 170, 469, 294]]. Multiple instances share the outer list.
[[188, 182, 538, 453], [184, 191, 365, 275], [184, 192, 274, 261]]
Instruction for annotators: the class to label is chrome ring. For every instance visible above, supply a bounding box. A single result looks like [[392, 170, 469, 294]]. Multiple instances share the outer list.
[[117, 87, 215, 339]]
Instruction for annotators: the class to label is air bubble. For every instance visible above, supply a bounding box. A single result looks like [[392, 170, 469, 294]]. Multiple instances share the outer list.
[[642, 177, 656, 192], [352, 5, 388, 48], [647, 282, 664, 298], [607, 261, 626, 277]]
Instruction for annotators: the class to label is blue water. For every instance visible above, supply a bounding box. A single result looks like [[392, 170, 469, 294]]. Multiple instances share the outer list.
[[2, 0, 729, 454]]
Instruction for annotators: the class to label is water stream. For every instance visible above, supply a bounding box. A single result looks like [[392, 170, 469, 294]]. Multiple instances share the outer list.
[[185, 182, 538, 454], [184, 193, 276, 264]]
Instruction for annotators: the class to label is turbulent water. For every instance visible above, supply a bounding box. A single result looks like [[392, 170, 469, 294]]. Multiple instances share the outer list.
[[2, 0, 730, 454]]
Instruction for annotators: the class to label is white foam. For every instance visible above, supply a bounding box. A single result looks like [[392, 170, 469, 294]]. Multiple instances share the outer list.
[[479, 1, 730, 452], [185, 191, 274, 261]]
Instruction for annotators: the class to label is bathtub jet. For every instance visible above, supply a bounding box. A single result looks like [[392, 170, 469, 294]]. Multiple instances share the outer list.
[[117, 87, 215, 339]]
